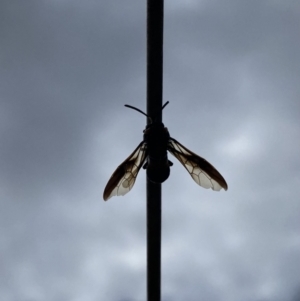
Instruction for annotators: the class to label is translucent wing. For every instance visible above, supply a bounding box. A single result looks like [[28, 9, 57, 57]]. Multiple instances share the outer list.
[[103, 141, 147, 201], [168, 138, 228, 191]]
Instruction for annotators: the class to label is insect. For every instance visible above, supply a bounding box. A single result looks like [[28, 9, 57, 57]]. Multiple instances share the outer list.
[[103, 102, 228, 200]]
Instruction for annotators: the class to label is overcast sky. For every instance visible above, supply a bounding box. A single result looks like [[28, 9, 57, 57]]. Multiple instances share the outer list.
[[1, 1, 300, 301]]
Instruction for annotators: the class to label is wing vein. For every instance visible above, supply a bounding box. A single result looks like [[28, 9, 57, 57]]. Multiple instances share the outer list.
[[103, 141, 147, 200], [168, 138, 228, 191]]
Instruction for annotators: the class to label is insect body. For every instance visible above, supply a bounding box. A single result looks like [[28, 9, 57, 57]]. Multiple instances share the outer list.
[[143, 121, 172, 184], [103, 102, 228, 200]]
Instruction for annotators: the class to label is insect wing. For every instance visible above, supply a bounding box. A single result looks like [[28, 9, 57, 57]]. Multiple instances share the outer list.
[[103, 141, 147, 200], [168, 138, 228, 191]]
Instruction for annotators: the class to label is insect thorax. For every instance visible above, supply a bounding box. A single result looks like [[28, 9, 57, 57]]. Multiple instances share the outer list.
[[143, 123, 170, 152]]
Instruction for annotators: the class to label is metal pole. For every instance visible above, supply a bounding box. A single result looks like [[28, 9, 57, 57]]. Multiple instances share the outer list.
[[146, 1, 164, 301]]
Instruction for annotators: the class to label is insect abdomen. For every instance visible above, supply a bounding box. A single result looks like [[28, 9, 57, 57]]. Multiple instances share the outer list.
[[146, 155, 170, 183]]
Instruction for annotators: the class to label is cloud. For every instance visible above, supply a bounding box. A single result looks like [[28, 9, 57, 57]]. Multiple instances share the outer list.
[[1, 0, 299, 300]]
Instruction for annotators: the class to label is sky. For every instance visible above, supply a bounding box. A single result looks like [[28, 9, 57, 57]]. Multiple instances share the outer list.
[[1, 0, 300, 300]]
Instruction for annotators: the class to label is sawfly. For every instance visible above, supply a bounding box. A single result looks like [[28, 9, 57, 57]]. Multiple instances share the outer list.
[[103, 102, 228, 200]]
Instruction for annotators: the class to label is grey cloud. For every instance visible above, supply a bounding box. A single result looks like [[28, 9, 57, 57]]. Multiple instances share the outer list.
[[1, 0, 299, 301]]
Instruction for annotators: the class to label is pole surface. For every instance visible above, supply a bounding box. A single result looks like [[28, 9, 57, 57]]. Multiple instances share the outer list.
[[146, 1, 164, 301]]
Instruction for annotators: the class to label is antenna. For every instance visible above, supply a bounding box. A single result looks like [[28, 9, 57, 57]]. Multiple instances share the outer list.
[[124, 104, 149, 118], [161, 101, 169, 110], [124, 101, 169, 121]]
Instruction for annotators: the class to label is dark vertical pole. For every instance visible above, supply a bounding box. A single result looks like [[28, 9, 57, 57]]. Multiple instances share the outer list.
[[146, 1, 164, 301]]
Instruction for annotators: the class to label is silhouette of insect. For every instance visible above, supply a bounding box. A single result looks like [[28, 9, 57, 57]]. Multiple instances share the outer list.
[[103, 102, 227, 200]]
